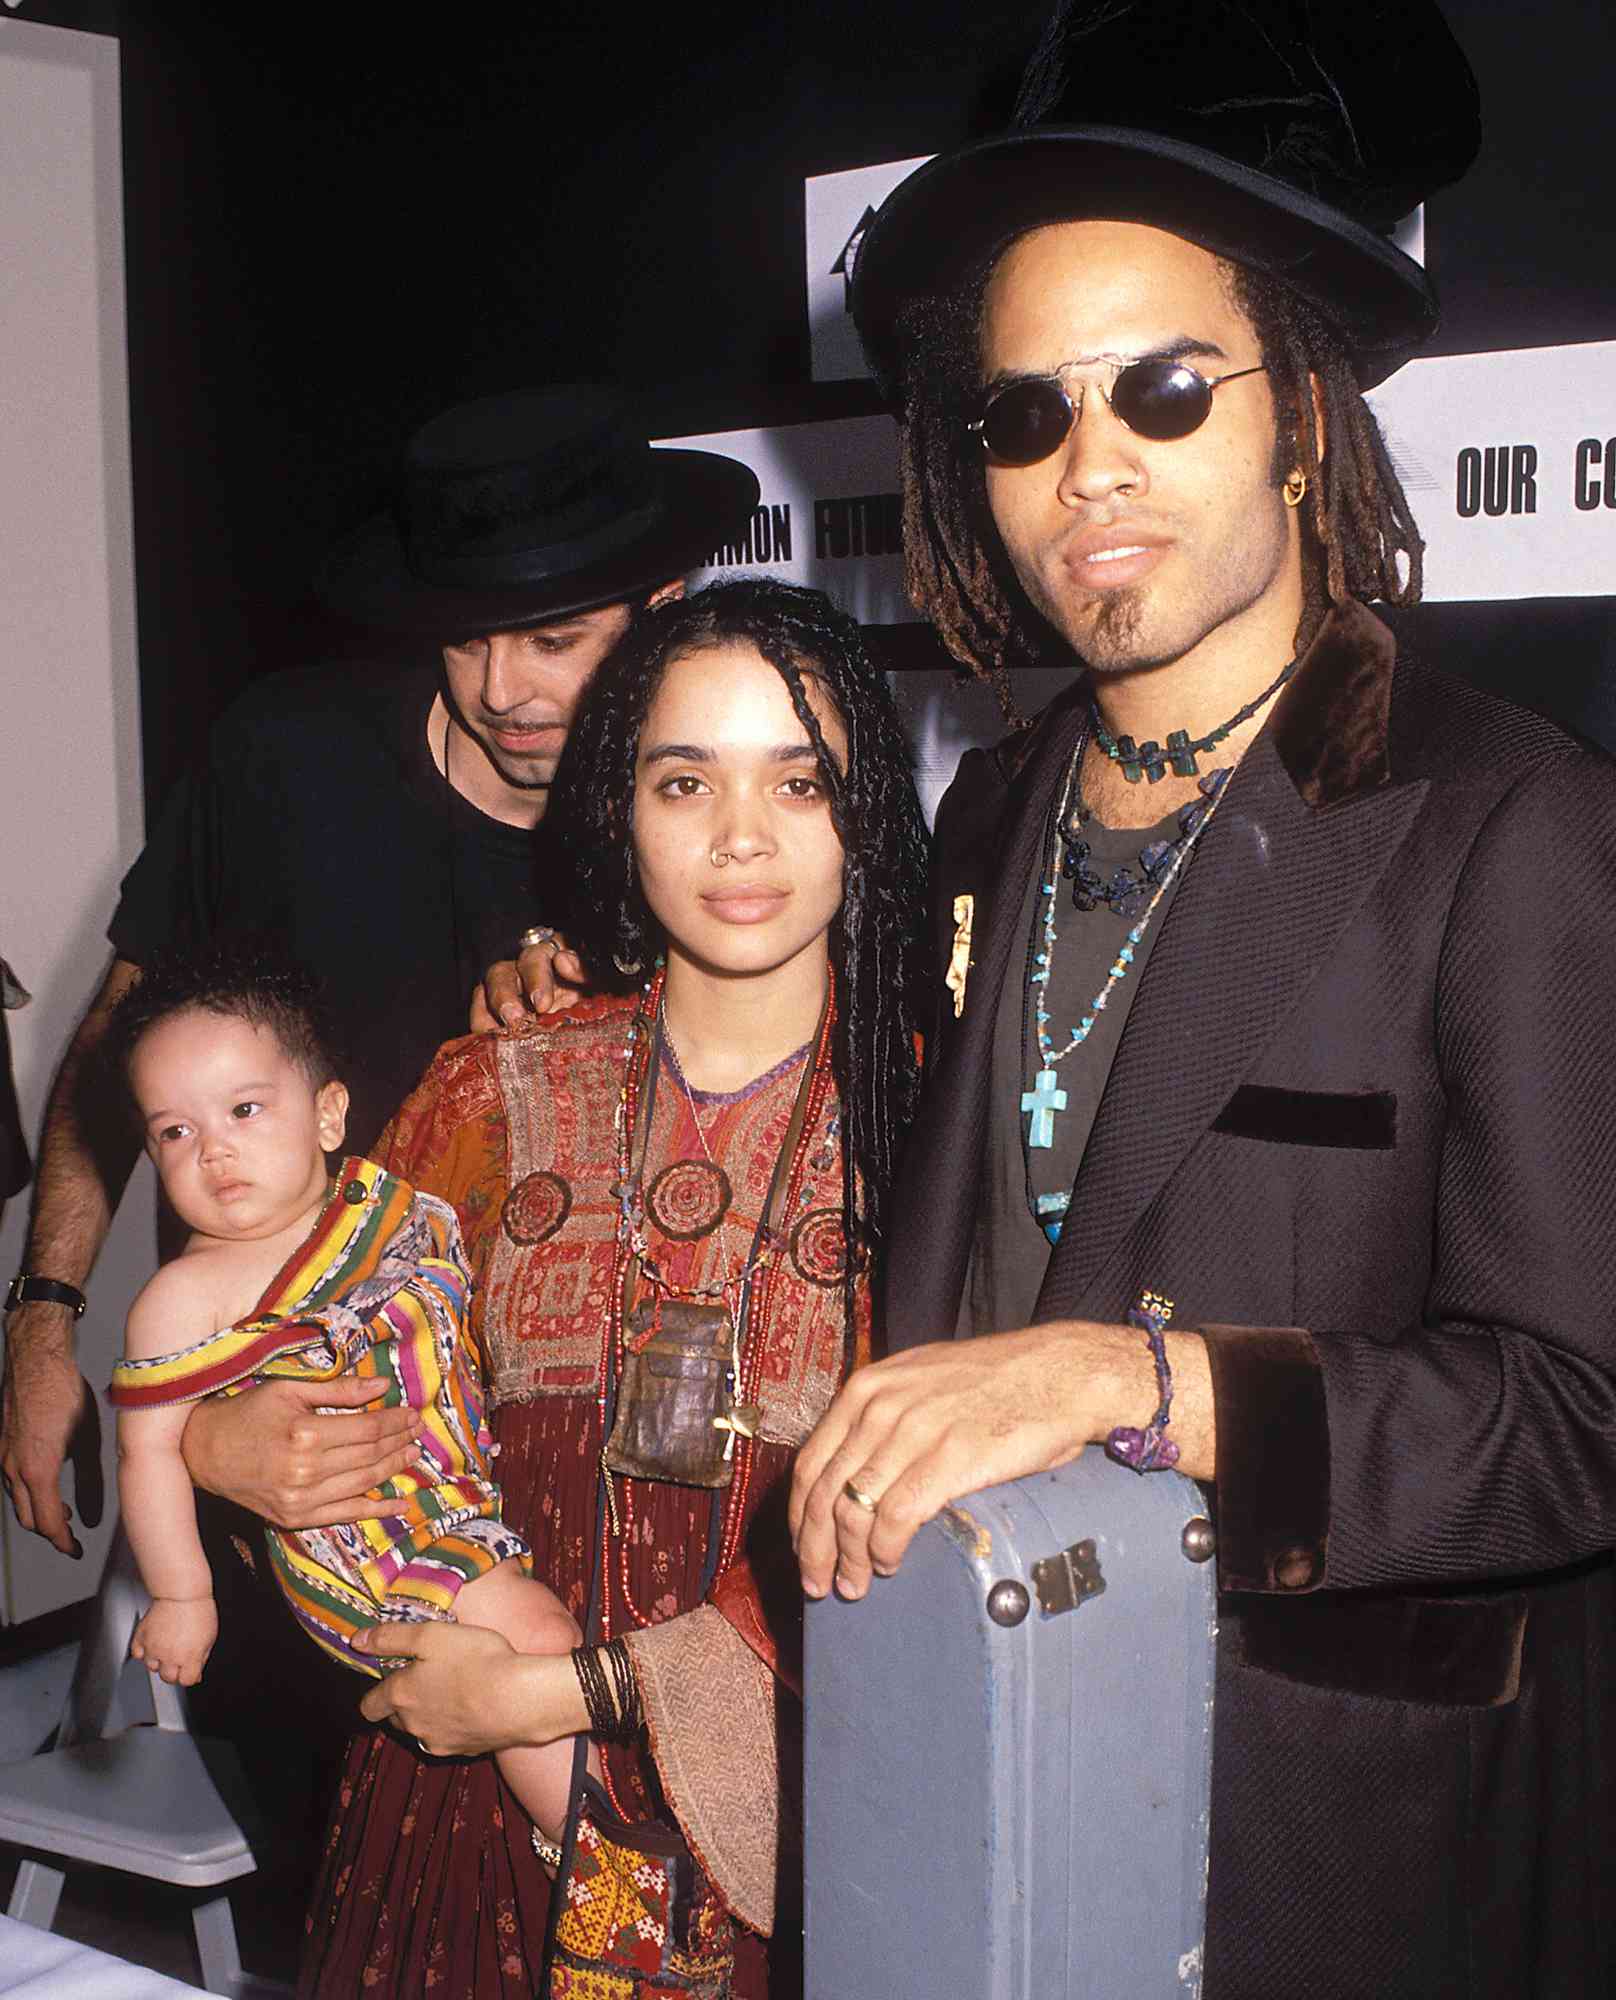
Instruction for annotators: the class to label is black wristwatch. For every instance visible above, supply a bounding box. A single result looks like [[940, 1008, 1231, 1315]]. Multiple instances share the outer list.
[[4, 1275, 87, 1318]]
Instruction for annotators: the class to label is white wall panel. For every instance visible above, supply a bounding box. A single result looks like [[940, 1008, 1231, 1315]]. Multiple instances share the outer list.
[[0, 18, 153, 1624]]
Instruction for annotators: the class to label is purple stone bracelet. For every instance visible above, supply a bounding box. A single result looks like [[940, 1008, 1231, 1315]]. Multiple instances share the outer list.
[[1105, 1291, 1180, 1473]]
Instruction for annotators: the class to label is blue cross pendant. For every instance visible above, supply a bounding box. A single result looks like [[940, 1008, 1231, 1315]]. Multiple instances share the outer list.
[[1021, 1067, 1068, 1149]]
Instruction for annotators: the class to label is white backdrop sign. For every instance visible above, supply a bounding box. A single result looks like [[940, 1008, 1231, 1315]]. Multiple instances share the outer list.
[[1370, 339, 1616, 602], [663, 414, 917, 627], [804, 156, 930, 382]]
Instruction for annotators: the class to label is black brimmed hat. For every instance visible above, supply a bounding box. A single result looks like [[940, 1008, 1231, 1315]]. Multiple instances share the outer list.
[[321, 387, 760, 638], [852, 0, 1481, 396]]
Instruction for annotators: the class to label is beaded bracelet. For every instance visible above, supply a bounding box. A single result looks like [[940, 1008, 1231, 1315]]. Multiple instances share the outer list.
[[1104, 1290, 1181, 1473], [572, 1638, 644, 1742]]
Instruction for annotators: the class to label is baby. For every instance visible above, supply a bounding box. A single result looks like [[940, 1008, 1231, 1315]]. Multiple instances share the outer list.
[[106, 946, 590, 1845]]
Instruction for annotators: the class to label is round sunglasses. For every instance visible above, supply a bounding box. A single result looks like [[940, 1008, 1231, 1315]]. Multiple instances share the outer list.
[[970, 358, 1268, 464]]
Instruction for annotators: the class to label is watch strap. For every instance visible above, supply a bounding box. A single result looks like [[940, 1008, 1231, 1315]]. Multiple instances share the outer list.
[[5, 1275, 88, 1318]]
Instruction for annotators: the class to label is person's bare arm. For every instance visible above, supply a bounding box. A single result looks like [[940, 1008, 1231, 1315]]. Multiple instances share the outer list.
[[789, 1318, 1215, 1600], [119, 1406, 218, 1684], [117, 1269, 221, 1683], [1, 955, 143, 1556], [468, 932, 586, 1033]]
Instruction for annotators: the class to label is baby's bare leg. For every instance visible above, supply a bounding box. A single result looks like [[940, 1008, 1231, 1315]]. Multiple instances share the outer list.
[[453, 1558, 602, 1838]]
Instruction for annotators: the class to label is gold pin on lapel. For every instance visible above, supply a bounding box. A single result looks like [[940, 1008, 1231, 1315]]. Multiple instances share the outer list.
[[945, 893, 975, 1018]]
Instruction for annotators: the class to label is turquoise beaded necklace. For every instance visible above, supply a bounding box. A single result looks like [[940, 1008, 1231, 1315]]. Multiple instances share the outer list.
[[1022, 739, 1232, 1242]]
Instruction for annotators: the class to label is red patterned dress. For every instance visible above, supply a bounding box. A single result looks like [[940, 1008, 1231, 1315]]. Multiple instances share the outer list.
[[299, 992, 861, 1998]]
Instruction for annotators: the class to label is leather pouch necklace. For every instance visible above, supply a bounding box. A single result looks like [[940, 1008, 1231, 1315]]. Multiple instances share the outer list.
[[603, 997, 823, 1490]]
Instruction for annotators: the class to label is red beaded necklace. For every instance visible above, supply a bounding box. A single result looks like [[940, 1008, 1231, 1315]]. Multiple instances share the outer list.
[[597, 967, 838, 1637]]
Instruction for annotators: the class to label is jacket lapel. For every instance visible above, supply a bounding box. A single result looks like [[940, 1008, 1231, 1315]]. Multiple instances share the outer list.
[[1036, 604, 1428, 1320]]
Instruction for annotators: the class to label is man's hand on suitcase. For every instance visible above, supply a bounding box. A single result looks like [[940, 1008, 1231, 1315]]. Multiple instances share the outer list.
[[789, 1320, 1213, 1600]]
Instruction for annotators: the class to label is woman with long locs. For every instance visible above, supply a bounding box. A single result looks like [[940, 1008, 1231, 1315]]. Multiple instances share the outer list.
[[300, 578, 932, 1999]]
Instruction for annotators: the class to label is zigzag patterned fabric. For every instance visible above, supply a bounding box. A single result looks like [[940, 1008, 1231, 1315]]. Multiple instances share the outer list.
[[109, 1156, 529, 1674]]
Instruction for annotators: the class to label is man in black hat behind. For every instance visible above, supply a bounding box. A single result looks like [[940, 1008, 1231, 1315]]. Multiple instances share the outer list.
[[3, 386, 756, 1558], [792, 4, 1616, 1993]]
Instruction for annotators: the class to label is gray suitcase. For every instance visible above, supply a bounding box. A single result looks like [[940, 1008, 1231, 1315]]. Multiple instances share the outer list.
[[804, 1449, 1217, 1999]]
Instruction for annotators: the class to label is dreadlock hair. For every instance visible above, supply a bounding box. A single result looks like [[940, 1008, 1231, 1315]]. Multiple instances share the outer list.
[[542, 578, 933, 1322], [894, 236, 1425, 706], [105, 938, 344, 1131], [1224, 260, 1424, 629]]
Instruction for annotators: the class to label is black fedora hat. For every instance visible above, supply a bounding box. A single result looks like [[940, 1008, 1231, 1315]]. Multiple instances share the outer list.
[[853, 0, 1481, 396], [321, 386, 761, 638]]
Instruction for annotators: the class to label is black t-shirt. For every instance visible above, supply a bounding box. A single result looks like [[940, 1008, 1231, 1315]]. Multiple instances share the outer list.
[[965, 802, 1184, 1336], [110, 659, 546, 1152]]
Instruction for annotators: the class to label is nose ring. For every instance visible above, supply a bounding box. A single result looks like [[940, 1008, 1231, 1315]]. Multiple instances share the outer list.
[[711, 847, 731, 867]]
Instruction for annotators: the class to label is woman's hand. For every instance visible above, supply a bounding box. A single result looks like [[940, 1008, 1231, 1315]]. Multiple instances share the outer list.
[[181, 1377, 421, 1528], [355, 1621, 589, 1757], [468, 931, 587, 1033]]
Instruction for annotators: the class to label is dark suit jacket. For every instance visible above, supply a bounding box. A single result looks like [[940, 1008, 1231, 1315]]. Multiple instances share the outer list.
[[886, 603, 1616, 1998]]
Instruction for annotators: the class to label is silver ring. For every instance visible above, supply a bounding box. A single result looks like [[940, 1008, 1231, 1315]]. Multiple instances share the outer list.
[[518, 926, 558, 952], [842, 1478, 879, 1513]]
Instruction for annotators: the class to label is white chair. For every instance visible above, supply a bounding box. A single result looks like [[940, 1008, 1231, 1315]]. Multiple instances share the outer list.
[[0, 1527, 263, 1996]]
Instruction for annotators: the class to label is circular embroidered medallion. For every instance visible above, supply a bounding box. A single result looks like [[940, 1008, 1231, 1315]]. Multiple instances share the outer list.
[[502, 1170, 572, 1245], [646, 1160, 732, 1241], [790, 1206, 855, 1287]]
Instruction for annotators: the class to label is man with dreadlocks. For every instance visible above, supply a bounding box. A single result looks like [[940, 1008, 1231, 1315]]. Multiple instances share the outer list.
[[791, 3, 1616, 1995]]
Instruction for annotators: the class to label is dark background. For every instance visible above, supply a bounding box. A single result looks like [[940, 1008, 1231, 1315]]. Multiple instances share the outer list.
[[29, 0, 1616, 805]]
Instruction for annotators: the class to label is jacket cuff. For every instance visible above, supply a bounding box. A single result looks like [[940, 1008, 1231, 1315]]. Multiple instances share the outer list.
[[1201, 1323, 1330, 1593]]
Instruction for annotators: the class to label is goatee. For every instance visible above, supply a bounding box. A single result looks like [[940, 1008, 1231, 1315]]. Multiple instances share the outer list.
[[1077, 586, 1147, 675]]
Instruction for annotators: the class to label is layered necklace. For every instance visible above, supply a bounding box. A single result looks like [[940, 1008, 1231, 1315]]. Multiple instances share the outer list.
[[600, 967, 837, 1628], [1021, 732, 1231, 1243]]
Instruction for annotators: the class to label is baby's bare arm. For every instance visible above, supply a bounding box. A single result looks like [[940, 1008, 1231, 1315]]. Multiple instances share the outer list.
[[119, 1267, 218, 1604], [118, 1267, 225, 1682]]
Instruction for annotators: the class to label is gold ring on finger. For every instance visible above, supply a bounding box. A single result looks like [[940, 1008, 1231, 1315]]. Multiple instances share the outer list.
[[842, 1478, 880, 1513]]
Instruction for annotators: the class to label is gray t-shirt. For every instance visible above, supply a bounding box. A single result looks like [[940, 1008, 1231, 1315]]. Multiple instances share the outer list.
[[963, 800, 1185, 1335]]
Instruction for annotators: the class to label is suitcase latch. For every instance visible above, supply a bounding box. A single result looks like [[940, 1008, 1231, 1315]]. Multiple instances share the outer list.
[[1030, 1537, 1106, 1615]]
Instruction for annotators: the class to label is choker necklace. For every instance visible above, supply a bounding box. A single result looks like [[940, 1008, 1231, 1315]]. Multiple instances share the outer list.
[[1092, 651, 1300, 784], [1059, 766, 1224, 922], [1023, 742, 1231, 1241]]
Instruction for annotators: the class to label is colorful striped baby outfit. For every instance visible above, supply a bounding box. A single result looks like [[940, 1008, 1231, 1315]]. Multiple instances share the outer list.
[[109, 1156, 529, 1675]]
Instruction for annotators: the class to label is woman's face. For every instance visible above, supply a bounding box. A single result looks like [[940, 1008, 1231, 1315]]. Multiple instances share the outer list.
[[632, 639, 848, 987]]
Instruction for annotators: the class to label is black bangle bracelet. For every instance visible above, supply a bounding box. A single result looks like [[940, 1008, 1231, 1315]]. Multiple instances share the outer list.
[[572, 1645, 616, 1738], [571, 1640, 644, 1743], [602, 1638, 643, 1740]]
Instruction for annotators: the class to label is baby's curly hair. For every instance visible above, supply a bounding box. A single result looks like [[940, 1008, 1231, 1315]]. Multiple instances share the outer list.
[[107, 938, 344, 1109]]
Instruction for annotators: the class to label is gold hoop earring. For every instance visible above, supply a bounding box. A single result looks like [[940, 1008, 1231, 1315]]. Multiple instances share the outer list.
[[1282, 468, 1307, 508]]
